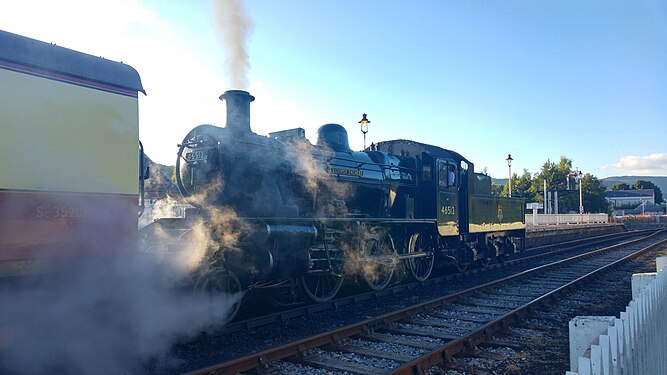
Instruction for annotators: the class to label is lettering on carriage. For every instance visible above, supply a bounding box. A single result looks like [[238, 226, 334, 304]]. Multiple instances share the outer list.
[[35, 206, 86, 218], [326, 167, 363, 177]]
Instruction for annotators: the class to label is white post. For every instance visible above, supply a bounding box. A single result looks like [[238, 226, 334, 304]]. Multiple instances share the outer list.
[[579, 171, 584, 214], [508, 164, 512, 197], [506, 154, 513, 197], [632, 273, 656, 299], [569, 316, 615, 371], [620, 311, 630, 374], [657, 256, 667, 273], [608, 324, 619, 375], [591, 344, 601, 374], [544, 179, 547, 214], [599, 334, 611, 375]]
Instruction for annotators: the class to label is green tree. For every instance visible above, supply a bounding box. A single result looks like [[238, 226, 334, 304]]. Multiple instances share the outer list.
[[502, 169, 534, 201], [491, 184, 504, 196], [527, 156, 608, 213], [530, 156, 578, 212], [633, 180, 663, 203], [582, 174, 610, 213], [610, 182, 630, 190]]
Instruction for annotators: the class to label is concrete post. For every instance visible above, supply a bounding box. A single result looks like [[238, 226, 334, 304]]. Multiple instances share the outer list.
[[555, 191, 559, 215], [632, 273, 656, 299], [657, 256, 667, 273], [544, 180, 547, 214], [569, 316, 615, 371], [567, 258, 667, 375]]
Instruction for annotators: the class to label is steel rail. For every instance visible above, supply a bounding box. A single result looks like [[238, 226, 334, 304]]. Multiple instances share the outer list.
[[390, 231, 667, 374], [182, 230, 666, 375], [210, 228, 652, 337]]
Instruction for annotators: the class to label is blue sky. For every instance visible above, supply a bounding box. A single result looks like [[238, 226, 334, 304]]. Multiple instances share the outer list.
[[2, 0, 666, 179]]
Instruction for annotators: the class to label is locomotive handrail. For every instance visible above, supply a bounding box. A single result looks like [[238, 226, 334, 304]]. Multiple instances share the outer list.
[[229, 217, 439, 224], [327, 157, 420, 174], [323, 151, 419, 171], [138, 140, 147, 218]]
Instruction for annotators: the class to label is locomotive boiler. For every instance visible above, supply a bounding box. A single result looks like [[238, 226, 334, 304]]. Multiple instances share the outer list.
[[168, 89, 525, 321]]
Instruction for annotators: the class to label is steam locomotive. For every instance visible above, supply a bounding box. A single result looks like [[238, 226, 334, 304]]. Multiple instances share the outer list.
[[1, 28, 522, 324], [162, 90, 525, 320]]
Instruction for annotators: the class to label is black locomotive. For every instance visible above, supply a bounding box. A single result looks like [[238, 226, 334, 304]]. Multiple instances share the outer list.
[[163, 90, 525, 320]]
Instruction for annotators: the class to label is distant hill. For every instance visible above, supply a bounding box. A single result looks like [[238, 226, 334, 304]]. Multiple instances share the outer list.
[[493, 176, 666, 194], [600, 176, 667, 194]]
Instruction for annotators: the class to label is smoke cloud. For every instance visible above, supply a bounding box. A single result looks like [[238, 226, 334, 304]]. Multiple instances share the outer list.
[[211, 0, 254, 90], [0, 194, 241, 374]]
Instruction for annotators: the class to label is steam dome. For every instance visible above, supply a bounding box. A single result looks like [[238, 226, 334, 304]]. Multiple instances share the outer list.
[[316, 124, 351, 152]]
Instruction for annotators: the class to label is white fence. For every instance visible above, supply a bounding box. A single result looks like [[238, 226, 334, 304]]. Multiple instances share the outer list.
[[526, 214, 609, 226], [566, 257, 667, 375]]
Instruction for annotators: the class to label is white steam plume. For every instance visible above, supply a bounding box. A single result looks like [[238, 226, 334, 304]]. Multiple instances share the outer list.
[[211, 0, 254, 90], [0, 221, 240, 375]]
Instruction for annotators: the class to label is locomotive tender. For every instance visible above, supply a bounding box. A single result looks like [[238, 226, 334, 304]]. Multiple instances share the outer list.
[[170, 90, 525, 320]]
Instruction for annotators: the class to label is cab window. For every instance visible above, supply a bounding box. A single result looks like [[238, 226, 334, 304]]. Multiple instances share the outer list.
[[438, 160, 457, 188]]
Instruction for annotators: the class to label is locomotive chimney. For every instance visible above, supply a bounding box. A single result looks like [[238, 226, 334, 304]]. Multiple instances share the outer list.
[[219, 89, 255, 133]]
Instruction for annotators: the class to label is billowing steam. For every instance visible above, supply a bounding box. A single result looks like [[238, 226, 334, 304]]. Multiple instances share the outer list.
[[0, 209, 242, 375], [0, 148, 243, 373], [211, 0, 254, 90]]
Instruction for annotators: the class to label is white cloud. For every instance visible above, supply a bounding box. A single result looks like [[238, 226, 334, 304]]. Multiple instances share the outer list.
[[601, 153, 667, 175]]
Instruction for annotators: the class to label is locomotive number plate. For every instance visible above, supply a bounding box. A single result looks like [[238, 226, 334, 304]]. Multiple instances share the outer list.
[[186, 150, 208, 162]]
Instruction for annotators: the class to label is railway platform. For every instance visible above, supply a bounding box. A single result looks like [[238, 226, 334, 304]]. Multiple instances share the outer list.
[[526, 223, 627, 248]]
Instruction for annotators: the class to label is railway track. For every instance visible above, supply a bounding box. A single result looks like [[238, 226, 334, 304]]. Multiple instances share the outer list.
[[189, 229, 651, 338], [182, 229, 667, 375]]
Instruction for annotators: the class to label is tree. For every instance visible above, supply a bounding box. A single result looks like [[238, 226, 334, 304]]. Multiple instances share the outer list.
[[491, 184, 504, 196], [633, 180, 663, 203], [582, 174, 610, 213], [502, 169, 534, 201], [610, 182, 630, 190], [527, 156, 608, 213], [530, 156, 578, 212]]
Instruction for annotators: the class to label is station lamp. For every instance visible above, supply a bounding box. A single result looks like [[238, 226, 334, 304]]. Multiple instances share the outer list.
[[506, 154, 513, 197], [359, 113, 370, 150]]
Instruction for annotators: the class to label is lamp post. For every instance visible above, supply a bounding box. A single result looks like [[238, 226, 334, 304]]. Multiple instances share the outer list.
[[578, 170, 584, 215], [359, 113, 370, 150], [505, 154, 513, 197]]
